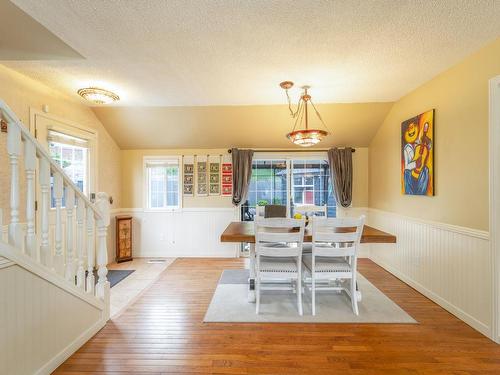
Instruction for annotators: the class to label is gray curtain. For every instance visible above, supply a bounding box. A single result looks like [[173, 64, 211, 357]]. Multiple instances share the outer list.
[[328, 147, 353, 208], [231, 148, 254, 206]]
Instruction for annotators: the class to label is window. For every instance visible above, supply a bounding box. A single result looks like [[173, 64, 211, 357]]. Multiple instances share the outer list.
[[290, 159, 335, 216], [48, 130, 90, 207], [145, 157, 181, 209], [242, 157, 336, 220]]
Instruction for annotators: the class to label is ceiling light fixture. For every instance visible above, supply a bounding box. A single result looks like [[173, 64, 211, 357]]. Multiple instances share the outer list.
[[280, 81, 329, 147], [77, 87, 120, 104]]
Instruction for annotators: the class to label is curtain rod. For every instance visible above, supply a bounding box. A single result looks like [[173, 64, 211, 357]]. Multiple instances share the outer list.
[[227, 148, 355, 154]]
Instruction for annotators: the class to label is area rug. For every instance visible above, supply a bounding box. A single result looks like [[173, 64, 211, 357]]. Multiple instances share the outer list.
[[89, 269, 135, 288], [204, 269, 416, 323]]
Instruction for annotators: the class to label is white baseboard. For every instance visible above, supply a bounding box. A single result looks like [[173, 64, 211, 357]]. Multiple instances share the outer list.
[[371, 254, 490, 337], [35, 316, 107, 375], [366, 207, 493, 340]]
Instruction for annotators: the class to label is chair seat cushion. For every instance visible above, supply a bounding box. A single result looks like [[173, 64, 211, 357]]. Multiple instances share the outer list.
[[302, 254, 352, 273], [259, 257, 298, 273]]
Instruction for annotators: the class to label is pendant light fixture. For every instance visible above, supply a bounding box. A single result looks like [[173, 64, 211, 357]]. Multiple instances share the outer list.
[[280, 81, 329, 147]]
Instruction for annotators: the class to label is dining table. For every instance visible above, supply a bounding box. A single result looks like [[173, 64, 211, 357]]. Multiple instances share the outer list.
[[220, 221, 397, 302]]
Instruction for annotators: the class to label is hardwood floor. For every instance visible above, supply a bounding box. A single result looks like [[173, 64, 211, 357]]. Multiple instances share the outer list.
[[55, 258, 500, 374]]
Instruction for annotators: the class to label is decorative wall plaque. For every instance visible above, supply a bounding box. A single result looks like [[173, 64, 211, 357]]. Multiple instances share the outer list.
[[183, 155, 194, 196]]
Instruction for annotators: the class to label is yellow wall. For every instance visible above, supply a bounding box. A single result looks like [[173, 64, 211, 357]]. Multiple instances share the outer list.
[[0, 64, 122, 223], [369, 38, 500, 230], [121, 147, 369, 209]]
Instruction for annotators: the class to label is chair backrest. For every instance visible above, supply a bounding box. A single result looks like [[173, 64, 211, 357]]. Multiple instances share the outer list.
[[294, 204, 327, 217], [254, 217, 305, 257], [311, 215, 365, 257], [256, 205, 288, 218]]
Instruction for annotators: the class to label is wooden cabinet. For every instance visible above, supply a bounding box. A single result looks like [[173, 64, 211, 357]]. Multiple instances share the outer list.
[[116, 215, 133, 263]]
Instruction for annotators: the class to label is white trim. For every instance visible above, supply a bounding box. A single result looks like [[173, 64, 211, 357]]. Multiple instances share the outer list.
[[370, 255, 491, 337], [143, 155, 182, 210], [116, 207, 235, 213], [367, 207, 489, 240], [489, 75, 500, 343], [0, 256, 15, 269], [29, 108, 99, 196], [0, 240, 104, 310], [365, 206, 493, 340], [35, 316, 107, 375], [340, 206, 490, 239]]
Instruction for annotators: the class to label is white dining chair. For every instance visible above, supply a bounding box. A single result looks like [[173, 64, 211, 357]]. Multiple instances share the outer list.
[[303, 215, 365, 315], [254, 217, 305, 315], [294, 204, 327, 254]]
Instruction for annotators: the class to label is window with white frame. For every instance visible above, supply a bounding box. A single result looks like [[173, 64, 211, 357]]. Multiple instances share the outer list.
[[48, 130, 90, 207], [145, 157, 181, 209]]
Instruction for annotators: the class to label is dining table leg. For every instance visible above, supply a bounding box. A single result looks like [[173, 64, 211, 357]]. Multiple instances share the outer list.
[[248, 243, 256, 303]]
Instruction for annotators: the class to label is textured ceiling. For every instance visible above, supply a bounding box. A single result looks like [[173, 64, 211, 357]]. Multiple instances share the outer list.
[[92, 103, 394, 149], [4, 0, 500, 106], [0, 1, 82, 60]]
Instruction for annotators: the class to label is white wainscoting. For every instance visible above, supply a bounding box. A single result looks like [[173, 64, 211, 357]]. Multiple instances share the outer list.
[[0, 262, 106, 375], [337, 206, 370, 258], [361, 207, 492, 338], [118, 207, 240, 258]]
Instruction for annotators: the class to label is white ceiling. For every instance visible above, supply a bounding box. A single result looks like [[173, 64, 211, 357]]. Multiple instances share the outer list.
[[4, 0, 500, 106], [0, 1, 82, 61]]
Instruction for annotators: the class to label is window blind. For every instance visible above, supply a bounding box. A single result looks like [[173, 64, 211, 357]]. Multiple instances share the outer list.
[[47, 129, 89, 148]]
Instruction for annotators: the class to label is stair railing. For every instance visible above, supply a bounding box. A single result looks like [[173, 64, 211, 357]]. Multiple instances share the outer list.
[[1, 99, 110, 308]]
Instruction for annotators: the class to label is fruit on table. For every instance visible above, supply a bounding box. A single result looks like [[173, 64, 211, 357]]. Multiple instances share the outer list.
[[293, 213, 302, 219]]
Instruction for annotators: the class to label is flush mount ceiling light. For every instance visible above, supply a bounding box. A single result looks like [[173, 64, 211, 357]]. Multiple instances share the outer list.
[[280, 81, 329, 147], [77, 87, 120, 104]]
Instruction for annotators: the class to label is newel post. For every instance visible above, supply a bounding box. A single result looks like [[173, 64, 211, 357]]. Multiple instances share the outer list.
[[95, 192, 110, 316]]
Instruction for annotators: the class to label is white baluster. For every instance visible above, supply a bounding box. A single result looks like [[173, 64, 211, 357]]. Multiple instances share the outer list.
[[39, 158, 51, 267], [65, 187, 75, 283], [76, 197, 85, 289], [95, 192, 110, 311], [7, 122, 22, 249], [53, 172, 64, 275], [24, 139, 36, 258], [86, 206, 95, 294]]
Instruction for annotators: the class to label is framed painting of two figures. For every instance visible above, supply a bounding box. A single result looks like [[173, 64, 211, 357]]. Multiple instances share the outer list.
[[401, 109, 434, 196]]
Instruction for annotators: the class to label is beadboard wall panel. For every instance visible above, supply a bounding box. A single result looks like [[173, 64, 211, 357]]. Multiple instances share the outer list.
[[366, 208, 491, 337], [119, 208, 240, 258], [0, 263, 105, 375]]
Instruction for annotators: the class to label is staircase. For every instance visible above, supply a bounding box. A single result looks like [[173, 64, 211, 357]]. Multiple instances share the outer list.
[[0, 100, 110, 375]]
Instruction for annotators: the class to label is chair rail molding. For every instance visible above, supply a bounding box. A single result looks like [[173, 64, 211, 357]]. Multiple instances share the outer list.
[[489, 75, 500, 343], [365, 207, 492, 339]]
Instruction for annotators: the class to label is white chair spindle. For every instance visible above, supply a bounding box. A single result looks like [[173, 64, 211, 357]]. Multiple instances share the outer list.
[[7, 121, 22, 249], [86, 206, 95, 294], [24, 139, 37, 258], [65, 187, 75, 283], [39, 157, 51, 267], [53, 172, 64, 275], [76, 197, 86, 289], [95, 192, 110, 305]]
